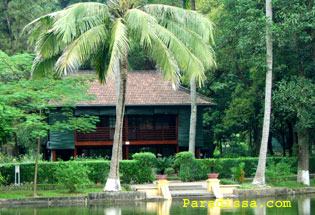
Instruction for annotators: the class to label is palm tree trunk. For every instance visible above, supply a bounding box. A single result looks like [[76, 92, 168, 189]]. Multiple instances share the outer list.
[[104, 56, 128, 191], [33, 110, 41, 197], [252, 0, 273, 186], [114, 59, 123, 161], [189, 79, 197, 156], [188, 0, 197, 157], [297, 130, 310, 185]]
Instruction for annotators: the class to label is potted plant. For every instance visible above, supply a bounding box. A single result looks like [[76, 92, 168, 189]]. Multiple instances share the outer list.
[[205, 159, 222, 179], [155, 156, 173, 180]]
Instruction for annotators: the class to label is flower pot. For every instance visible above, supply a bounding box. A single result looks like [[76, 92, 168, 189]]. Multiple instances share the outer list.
[[207, 173, 219, 179], [156, 174, 168, 180]]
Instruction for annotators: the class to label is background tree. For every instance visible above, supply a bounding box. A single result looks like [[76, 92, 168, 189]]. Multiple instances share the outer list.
[[274, 77, 314, 185], [0, 50, 98, 196]]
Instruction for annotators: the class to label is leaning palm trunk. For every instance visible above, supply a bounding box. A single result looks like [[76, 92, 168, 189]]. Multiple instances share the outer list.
[[297, 130, 310, 185], [104, 56, 128, 191], [33, 137, 40, 197], [252, 0, 273, 186], [188, 0, 197, 157], [33, 109, 42, 197], [189, 70, 197, 156]]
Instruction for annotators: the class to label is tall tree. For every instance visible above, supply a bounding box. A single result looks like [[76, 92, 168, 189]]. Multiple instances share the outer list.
[[274, 77, 314, 185], [25, 1, 215, 191], [252, 0, 273, 186], [188, 0, 197, 156]]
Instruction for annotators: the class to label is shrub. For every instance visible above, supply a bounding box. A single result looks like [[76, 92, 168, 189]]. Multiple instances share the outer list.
[[155, 157, 173, 174], [174, 151, 194, 167], [55, 161, 91, 192], [132, 152, 156, 183], [266, 161, 293, 184], [175, 152, 206, 181], [220, 179, 237, 185], [231, 162, 245, 183], [165, 167, 175, 175]]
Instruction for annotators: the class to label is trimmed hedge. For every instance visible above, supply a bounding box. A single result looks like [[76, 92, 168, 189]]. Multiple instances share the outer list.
[[197, 157, 315, 179], [1, 156, 314, 185], [0, 159, 153, 185]]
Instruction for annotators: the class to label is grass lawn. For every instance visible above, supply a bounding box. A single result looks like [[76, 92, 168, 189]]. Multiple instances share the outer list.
[[239, 179, 315, 189], [0, 187, 104, 199]]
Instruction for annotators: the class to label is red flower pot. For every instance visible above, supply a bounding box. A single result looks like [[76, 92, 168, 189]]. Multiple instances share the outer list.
[[207, 173, 219, 179], [156, 174, 168, 180]]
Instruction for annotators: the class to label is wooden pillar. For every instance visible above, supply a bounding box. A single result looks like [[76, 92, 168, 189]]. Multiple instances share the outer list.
[[125, 116, 128, 141], [176, 115, 178, 142], [125, 145, 129, 160], [196, 147, 200, 159], [52, 150, 56, 162], [74, 147, 77, 158], [176, 145, 179, 153]]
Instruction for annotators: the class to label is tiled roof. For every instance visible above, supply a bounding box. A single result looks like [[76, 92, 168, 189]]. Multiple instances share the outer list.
[[77, 70, 213, 106]]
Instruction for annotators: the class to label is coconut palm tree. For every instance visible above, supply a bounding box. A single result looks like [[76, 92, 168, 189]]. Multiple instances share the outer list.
[[24, 0, 215, 191], [252, 0, 273, 186]]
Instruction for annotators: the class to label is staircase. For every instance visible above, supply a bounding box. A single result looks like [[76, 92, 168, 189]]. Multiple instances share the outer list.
[[168, 182, 215, 197]]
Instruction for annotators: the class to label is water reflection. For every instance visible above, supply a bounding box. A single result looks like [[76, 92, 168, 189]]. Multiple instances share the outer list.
[[1, 195, 314, 215], [298, 198, 310, 215]]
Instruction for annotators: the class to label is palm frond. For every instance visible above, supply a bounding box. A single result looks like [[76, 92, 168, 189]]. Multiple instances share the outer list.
[[126, 8, 205, 86], [34, 31, 66, 59], [164, 20, 216, 70], [92, 44, 110, 83], [31, 55, 60, 78], [142, 4, 214, 43], [51, 2, 109, 44], [55, 24, 108, 76], [106, 18, 129, 84]]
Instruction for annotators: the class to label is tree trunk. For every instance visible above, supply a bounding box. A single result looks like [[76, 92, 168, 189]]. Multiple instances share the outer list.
[[33, 110, 42, 197], [104, 56, 128, 192], [114, 59, 123, 161], [190, 0, 195, 10], [189, 79, 197, 156], [297, 130, 309, 185], [286, 120, 294, 156], [188, 0, 197, 157], [252, 0, 273, 186], [267, 133, 274, 156]]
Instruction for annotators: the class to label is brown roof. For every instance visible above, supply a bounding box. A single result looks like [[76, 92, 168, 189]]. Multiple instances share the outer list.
[[77, 70, 213, 106]]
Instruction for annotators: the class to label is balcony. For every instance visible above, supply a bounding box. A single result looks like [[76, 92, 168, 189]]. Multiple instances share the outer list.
[[76, 126, 177, 142]]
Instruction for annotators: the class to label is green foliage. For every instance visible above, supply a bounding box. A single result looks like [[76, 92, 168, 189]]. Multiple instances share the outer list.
[[273, 77, 315, 131], [154, 157, 173, 174], [265, 161, 294, 185], [164, 167, 175, 175], [230, 162, 245, 183], [55, 161, 91, 192], [0, 50, 99, 149], [132, 152, 156, 183], [219, 178, 236, 185], [201, 158, 222, 173], [174, 151, 194, 167]]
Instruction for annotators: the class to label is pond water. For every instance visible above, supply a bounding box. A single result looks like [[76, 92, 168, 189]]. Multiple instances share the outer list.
[[1, 195, 314, 215]]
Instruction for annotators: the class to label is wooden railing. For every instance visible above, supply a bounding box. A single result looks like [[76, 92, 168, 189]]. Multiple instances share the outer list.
[[76, 126, 176, 142]]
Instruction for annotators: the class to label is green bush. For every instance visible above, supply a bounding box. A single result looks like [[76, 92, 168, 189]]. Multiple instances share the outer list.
[[220, 179, 237, 185], [266, 161, 293, 184], [155, 157, 173, 174], [174, 151, 194, 168], [231, 162, 245, 183], [0, 156, 313, 185], [165, 167, 175, 175], [132, 152, 156, 183], [175, 152, 206, 181], [55, 161, 91, 192]]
